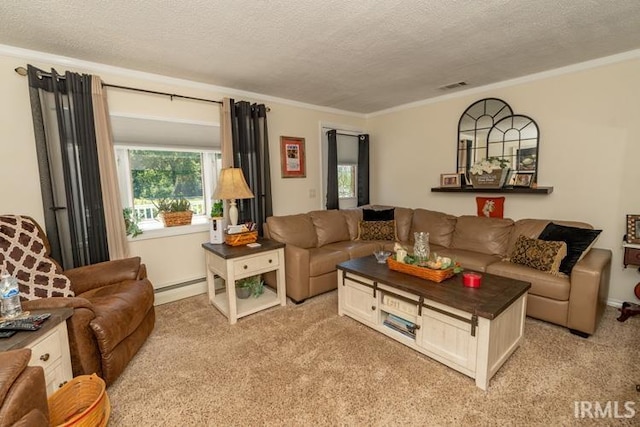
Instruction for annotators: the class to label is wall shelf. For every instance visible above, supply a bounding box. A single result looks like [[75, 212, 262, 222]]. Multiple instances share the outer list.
[[431, 186, 553, 194]]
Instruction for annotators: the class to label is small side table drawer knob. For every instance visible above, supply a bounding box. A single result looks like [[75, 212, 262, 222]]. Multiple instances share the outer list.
[[40, 353, 50, 362]]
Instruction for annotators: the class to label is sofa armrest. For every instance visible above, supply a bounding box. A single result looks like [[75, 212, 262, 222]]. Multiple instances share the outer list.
[[64, 257, 144, 295], [567, 248, 612, 335], [284, 244, 311, 302], [22, 296, 94, 311]]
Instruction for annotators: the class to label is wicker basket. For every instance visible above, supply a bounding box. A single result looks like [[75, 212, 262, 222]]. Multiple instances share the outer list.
[[225, 230, 258, 246], [159, 210, 193, 227], [387, 257, 455, 283], [48, 374, 110, 427]]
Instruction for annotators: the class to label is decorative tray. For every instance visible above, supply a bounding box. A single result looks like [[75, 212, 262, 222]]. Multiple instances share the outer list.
[[387, 257, 455, 283]]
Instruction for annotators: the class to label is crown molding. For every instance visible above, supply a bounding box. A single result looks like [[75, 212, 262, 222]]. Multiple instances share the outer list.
[[367, 49, 640, 118], [0, 43, 366, 118]]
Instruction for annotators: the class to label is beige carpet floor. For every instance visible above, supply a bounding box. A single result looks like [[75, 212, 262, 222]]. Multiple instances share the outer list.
[[108, 292, 640, 426]]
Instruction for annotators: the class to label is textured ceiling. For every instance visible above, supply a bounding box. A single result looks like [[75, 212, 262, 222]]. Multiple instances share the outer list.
[[2, 0, 640, 113]]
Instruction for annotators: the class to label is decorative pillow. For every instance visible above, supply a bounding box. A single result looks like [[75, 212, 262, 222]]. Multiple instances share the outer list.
[[0, 215, 74, 300], [538, 222, 602, 275], [357, 220, 396, 241], [476, 197, 505, 218], [363, 208, 395, 221], [510, 234, 567, 275]]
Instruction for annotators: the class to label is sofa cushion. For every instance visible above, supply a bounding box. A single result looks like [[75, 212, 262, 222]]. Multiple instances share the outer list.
[[434, 247, 502, 272], [538, 222, 602, 275], [266, 214, 317, 249], [324, 241, 382, 259], [363, 208, 394, 221], [507, 219, 593, 258], [358, 220, 396, 241], [510, 235, 567, 275], [341, 209, 363, 240], [393, 207, 414, 242], [308, 248, 350, 276], [487, 261, 571, 301], [451, 216, 514, 257], [411, 209, 457, 247], [309, 210, 350, 247]]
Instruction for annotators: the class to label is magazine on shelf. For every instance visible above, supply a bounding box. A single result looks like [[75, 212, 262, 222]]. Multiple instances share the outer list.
[[383, 320, 416, 339]]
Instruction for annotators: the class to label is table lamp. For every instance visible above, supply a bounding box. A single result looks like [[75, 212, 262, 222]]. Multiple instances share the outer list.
[[212, 168, 254, 226]]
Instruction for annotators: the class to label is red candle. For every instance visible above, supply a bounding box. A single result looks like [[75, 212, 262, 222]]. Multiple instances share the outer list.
[[463, 272, 482, 288]]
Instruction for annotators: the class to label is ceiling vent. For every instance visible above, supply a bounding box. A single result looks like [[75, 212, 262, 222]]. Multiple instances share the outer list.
[[439, 81, 468, 90]]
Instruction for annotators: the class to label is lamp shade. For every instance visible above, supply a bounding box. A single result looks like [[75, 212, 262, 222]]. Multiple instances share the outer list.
[[212, 168, 254, 200]]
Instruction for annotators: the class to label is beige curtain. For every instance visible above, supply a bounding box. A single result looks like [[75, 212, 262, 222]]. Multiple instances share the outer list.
[[91, 77, 129, 259], [220, 97, 233, 168]]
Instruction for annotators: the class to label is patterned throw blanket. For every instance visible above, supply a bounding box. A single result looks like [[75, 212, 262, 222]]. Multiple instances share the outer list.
[[0, 215, 74, 300]]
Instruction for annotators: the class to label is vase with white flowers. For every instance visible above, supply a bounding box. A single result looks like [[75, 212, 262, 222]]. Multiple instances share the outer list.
[[468, 157, 510, 188]]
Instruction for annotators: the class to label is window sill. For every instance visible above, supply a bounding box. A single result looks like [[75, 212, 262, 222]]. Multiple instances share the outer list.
[[128, 219, 209, 241]]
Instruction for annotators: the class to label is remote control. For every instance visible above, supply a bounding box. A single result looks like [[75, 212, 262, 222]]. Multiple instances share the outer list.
[[0, 313, 51, 331]]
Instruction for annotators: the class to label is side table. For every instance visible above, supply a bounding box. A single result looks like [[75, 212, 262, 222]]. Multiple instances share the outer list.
[[0, 307, 73, 395], [619, 243, 640, 321], [202, 239, 286, 324]]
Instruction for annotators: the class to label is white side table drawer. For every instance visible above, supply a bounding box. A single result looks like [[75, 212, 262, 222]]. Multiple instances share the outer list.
[[28, 326, 63, 370], [233, 251, 280, 276]]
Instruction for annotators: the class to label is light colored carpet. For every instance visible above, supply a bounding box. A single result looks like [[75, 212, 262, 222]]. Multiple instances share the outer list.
[[108, 292, 640, 426]]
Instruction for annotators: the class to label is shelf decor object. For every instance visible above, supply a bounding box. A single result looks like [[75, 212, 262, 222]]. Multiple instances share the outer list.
[[212, 168, 255, 226]]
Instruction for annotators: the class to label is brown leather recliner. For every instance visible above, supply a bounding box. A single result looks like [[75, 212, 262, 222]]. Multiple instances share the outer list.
[[0, 349, 49, 427], [1, 215, 155, 386]]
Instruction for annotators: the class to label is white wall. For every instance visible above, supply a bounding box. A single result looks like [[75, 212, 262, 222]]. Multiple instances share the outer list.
[[368, 58, 640, 304], [0, 47, 365, 295]]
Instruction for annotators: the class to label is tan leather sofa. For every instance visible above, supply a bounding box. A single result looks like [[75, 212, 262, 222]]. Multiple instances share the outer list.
[[0, 349, 49, 427], [1, 216, 155, 387], [265, 207, 611, 337]]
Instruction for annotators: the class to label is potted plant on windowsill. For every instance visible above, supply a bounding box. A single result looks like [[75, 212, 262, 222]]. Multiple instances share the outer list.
[[154, 197, 193, 227], [468, 157, 510, 189], [235, 275, 264, 299]]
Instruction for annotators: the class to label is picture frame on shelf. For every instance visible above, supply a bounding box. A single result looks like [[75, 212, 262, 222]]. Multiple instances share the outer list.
[[280, 136, 306, 178], [440, 173, 462, 188], [511, 171, 535, 187], [626, 214, 640, 244], [516, 147, 537, 171]]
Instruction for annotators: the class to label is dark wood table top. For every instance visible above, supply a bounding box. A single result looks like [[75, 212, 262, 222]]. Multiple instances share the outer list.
[[0, 307, 73, 352], [202, 238, 285, 260], [337, 256, 531, 320]]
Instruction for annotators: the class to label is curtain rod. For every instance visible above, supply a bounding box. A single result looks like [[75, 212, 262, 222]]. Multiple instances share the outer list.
[[14, 66, 270, 110], [327, 130, 361, 137]]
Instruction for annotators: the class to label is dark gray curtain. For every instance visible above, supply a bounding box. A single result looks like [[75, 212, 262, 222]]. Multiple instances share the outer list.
[[326, 130, 339, 210], [230, 99, 272, 235], [357, 134, 370, 206], [27, 65, 108, 269]]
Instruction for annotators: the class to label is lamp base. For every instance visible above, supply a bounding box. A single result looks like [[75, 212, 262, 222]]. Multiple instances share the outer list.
[[229, 200, 239, 226]]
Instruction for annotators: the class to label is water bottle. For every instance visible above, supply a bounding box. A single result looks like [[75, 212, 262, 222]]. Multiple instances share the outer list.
[[0, 272, 22, 319]]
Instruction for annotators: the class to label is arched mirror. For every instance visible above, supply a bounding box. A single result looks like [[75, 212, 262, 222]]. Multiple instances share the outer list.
[[487, 114, 539, 182], [457, 98, 513, 176]]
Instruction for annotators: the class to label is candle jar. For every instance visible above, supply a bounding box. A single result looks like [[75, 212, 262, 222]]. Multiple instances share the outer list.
[[396, 248, 407, 263], [413, 231, 430, 265]]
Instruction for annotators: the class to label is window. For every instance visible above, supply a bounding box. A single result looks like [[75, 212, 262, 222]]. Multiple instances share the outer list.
[[338, 164, 356, 199], [115, 147, 221, 230]]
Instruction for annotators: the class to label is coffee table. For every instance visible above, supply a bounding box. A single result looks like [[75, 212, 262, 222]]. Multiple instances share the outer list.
[[337, 255, 531, 390]]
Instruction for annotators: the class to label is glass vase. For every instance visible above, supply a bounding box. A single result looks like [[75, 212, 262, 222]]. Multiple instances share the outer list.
[[413, 231, 430, 265]]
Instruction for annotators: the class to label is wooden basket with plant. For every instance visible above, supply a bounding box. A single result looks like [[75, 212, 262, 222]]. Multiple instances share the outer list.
[[154, 197, 193, 227]]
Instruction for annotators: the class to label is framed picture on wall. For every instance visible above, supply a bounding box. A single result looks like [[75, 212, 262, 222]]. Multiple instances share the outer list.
[[626, 214, 640, 244], [280, 136, 306, 178]]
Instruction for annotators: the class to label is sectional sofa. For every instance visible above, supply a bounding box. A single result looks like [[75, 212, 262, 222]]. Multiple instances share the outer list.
[[265, 207, 611, 336]]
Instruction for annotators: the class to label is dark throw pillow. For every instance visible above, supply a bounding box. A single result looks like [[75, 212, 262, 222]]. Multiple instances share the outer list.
[[538, 222, 602, 275], [357, 220, 396, 241], [510, 235, 567, 275], [363, 208, 395, 221]]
